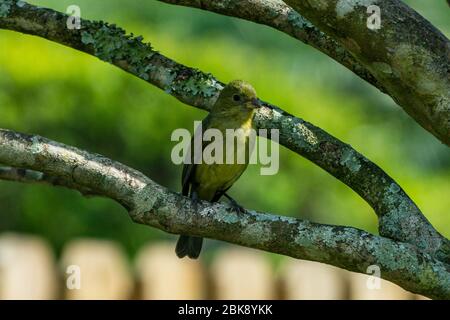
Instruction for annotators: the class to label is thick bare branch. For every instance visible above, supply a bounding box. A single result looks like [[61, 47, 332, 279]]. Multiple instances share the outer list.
[[282, 0, 450, 145], [0, 0, 447, 259], [159, 0, 450, 145], [0, 128, 448, 299], [157, 0, 385, 92], [0, 166, 96, 195]]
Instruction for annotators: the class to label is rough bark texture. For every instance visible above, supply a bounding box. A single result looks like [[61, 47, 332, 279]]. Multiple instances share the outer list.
[[0, 0, 447, 258], [0, 129, 448, 299], [158, 0, 385, 92], [0, 166, 95, 195], [282, 0, 450, 145], [159, 0, 450, 146], [0, 0, 449, 298]]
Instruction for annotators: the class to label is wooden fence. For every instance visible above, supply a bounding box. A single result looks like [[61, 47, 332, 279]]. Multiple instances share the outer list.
[[0, 233, 427, 300]]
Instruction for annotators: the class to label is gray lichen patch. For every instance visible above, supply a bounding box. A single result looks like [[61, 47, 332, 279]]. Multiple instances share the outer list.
[[277, 214, 298, 224], [247, 211, 297, 225], [373, 241, 449, 294], [240, 222, 272, 245], [297, 123, 318, 147], [130, 182, 161, 216], [379, 182, 425, 245], [81, 22, 155, 80], [335, 0, 377, 19], [13, 16, 45, 32], [0, 0, 14, 17], [286, 9, 313, 29], [294, 231, 314, 248], [391, 43, 449, 99], [372, 240, 407, 271], [388, 183, 400, 194], [269, 110, 318, 150], [383, 183, 407, 212], [293, 223, 336, 261], [212, 209, 241, 225], [339, 148, 361, 173], [30, 136, 44, 154], [167, 68, 222, 98]]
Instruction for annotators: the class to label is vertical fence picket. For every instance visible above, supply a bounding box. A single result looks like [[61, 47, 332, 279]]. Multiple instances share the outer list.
[[135, 243, 206, 299], [211, 248, 275, 299], [281, 259, 347, 299], [0, 233, 59, 299], [60, 239, 133, 300]]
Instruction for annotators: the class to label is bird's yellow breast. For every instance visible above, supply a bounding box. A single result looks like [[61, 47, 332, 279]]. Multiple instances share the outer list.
[[194, 116, 254, 200]]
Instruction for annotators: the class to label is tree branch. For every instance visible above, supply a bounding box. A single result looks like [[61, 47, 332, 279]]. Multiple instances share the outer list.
[[160, 0, 450, 146], [0, 166, 96, 195], [0, 0, 447, 260], [157, 0, 385, 93], [0, 128, 448, 299], [282, 0, 450, 146]]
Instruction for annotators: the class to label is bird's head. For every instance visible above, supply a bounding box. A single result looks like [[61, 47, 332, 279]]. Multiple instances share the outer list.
[[212, 80, 262, 115]]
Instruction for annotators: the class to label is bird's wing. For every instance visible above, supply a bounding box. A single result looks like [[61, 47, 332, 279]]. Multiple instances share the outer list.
[[181, 115, 212, 197], [181, 161, 194, 196]]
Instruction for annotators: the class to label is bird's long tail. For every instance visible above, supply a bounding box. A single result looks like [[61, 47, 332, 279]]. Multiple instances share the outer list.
[[175, 235, 203, 259]]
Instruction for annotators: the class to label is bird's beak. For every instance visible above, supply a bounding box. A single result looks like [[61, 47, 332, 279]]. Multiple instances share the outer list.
[[251, 98, 263, 108]]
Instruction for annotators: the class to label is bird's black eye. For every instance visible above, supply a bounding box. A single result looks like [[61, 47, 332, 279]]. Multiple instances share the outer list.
[[232, 94, 241, 102]]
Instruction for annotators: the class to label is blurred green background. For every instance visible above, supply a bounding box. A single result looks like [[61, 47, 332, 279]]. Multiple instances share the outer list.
[[0, 0, 448, 263]]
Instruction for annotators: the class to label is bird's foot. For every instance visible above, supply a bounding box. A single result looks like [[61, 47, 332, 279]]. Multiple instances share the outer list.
[[230, 200, 246, 214], [224, 193, 246, 215]]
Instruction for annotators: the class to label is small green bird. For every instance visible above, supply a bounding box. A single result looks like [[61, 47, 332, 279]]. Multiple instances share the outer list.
[[176, 80, 261, 259]]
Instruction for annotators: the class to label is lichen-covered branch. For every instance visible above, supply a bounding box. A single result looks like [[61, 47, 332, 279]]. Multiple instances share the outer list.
[[0, 128, 448, 299], [282, 0, 450, 146], [157, 0, 384, 92], [159, 0, 450, 145], [0, 0, 448, 260], [256, 105, 450, 263]]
